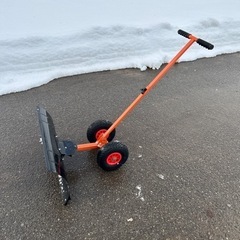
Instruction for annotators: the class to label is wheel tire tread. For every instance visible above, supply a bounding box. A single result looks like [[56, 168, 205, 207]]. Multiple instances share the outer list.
[[97, 141, 129, 171], [87, 120, 115, 142]]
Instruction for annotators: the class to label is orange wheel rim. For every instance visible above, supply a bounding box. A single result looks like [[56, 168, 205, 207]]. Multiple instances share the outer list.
[[106, 152, 122, 165], [95, 129, 107, 140]]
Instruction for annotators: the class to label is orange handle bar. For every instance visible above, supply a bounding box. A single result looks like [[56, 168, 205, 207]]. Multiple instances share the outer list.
[[77, 30, 214, 151]]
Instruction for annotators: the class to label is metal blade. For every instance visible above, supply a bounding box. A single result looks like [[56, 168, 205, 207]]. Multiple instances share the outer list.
[[37, 105, 71, 204]]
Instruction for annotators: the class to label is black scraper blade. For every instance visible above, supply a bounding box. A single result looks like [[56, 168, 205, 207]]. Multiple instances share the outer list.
[[37, 105, 71, 205]]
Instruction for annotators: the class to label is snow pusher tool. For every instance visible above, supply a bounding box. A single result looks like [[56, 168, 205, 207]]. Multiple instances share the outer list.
[[37, 29, 214, 205]]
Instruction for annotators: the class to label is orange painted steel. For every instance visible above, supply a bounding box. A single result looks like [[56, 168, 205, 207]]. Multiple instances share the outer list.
[[76, 138, 109, 151], [77, 36, 198, 152], [77, 142, 99, 151]]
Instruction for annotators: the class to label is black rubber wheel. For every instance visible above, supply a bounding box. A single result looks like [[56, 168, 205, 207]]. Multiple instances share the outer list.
[[87, 120, 116, 143], [97, 141, 129, 171]]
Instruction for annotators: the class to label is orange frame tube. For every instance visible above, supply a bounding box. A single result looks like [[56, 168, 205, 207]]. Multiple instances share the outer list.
[[77, 35, 198, 152]]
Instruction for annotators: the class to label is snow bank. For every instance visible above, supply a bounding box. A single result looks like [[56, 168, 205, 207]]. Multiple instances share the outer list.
[[0, 0, 240, 95]]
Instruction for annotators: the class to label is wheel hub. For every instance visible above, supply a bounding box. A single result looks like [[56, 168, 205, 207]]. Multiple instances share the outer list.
[[106, 152, 122, 165], [95, 129, 107, 140]]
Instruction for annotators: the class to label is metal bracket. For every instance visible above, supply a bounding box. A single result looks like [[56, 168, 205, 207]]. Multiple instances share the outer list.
[[58, 140, 77, 156], [141, 88, 147, 94]]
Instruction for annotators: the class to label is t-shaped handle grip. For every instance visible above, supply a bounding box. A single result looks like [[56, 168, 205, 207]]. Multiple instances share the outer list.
[[178, 29, 214, 50]]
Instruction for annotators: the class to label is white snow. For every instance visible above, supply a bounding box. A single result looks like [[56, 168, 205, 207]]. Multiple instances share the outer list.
[[136, 185, 145, 201], [127, 218, 133, 222], [157, 174, 165, 180], [1, 0, 240, 96]]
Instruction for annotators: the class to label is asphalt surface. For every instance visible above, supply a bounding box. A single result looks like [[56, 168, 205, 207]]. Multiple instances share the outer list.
[[1, 52, 240, 240]]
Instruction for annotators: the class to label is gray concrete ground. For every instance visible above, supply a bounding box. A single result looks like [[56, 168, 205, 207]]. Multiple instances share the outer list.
[[1, 52, 240, 240]]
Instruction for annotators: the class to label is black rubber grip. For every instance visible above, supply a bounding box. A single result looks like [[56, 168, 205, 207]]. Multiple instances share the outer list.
[[178, 29, 191, 39], [196, 38, 214, 50], [178, 29, 214, 50]]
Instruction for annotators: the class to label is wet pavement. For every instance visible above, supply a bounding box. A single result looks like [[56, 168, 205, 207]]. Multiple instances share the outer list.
[[1, 52, 240, 239]]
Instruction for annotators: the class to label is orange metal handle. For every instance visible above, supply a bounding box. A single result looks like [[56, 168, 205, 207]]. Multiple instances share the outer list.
[[99, 34, 197, 142], [77, 30, 213, 151]]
